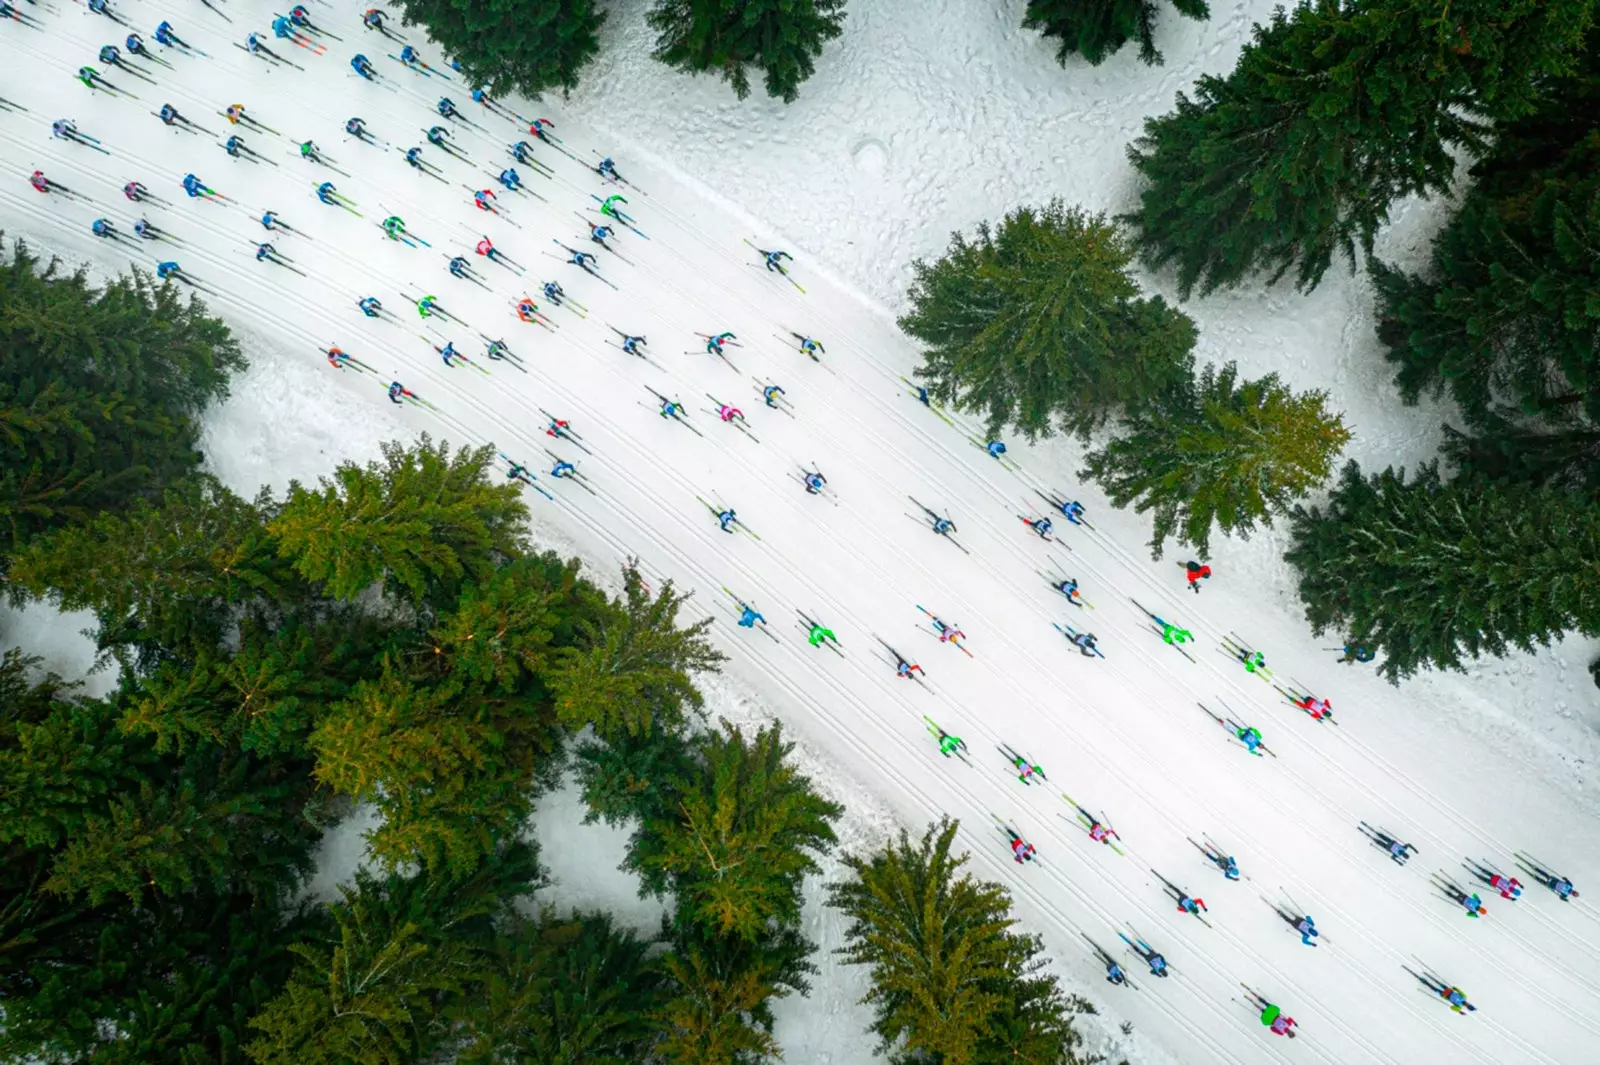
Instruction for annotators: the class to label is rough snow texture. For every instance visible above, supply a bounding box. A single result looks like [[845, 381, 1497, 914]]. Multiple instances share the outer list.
[[2, 2, 1597, 1064]]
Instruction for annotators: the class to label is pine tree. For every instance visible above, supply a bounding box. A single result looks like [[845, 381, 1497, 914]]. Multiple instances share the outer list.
[[245, 841, 541, 1065], [648, 0, 847, 103], [390, 0, 606, 97], [1441, 418, 1600, 497], [651, 923, 815, 1065], [828, 817, 1040, 1065], [1082, 362, 1350, 556], [632, 720, 842, 942], [1124, 0, 1593, 298], [270, 436, 526, 602], [550, 563, 724, 739], [574, 721, 697, 829], [1023, 0, 1209, 67], [456, 909, 666, 1065], [1285, 461, 1600, 681], [1372, 35, 1600, 439], [0, 238, 244, 554], [900, 201, 1196, 441]]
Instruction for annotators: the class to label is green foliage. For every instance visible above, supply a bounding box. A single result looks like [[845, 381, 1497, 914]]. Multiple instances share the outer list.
[[271, 435, 527, 602], [900, 201, 1196, 441], [1124, 0, 1593, 298], [1372, 35, 1600, 443], [551, 564, 724, 739], [575, 720, 697, 828], [648, 0, 847, 103], [632, 720, 842, 941], [391, 0, 605, 97], [1023, 0, 1209, 66], [456, 909, 667, 1065], [0, 237, 244, 556], [1082, 362, 1351, 556], [1441, 418, 1600, 497], [1286, 461, 1600, 681], [246, 840, 541, 1065]]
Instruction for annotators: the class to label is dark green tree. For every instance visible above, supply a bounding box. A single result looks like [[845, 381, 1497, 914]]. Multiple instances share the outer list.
[[1124, 0, 1593, 298], [1023, 0, 1210, 66], [0, 237, 245, 556], [456, 909, 667, 1065], [648, 0, 847, 103], [900, 201, 1196, 441], [1082, 362, 1351, 556], [575, 719, 697, 828], [270, 436, 527, 602], [390, 0, 606, 97], [1441, 418, 1600, 497], [828, 817, 1039, 1065], [245, 840, 541, 1065], [1286, 461, 1600, 681], [1372, 34, 1600, 442], [551, 564, 724, 739], [632, 720, 843, 942]]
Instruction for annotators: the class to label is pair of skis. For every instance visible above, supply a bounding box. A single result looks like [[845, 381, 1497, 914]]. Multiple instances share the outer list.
[[898, 375, 955, 426]]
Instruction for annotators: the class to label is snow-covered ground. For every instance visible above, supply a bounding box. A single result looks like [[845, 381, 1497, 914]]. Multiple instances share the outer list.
[[3, 2, 1598, 1064]]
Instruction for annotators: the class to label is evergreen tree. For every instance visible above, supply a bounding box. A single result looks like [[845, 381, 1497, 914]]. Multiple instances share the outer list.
[[1285, 461, 1600, 681], [390, 0, 606, 97], [828, 817, 1039, 1065], [1023, 0, 1210, 67], [1372, 35, 1600, 439], [0, 237, 244, 555], [651, 922, 815, 1065], [574, 720, 697, 829], [1082, 362, 1351, 556], [551, 564, 724, 739], [1124, 0, 1593, 298], [456, 909, 666, 1065], [632, 720, 842, 942], [1441, 418, 1600, 497], [648, 0, 847, 103], [245, 840, 541, 1065], [900, 201, 1196, 441], [270, 436, 527, 602]]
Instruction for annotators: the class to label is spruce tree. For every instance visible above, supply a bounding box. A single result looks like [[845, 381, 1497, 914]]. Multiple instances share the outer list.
[[550, 564, 724, 739], [900, 201, 1196, 441], [1023, 0, 1210, 67], [1372, 34, 1600, 440], [1082, 362, 1351, 556], [651, 923, 815, 1065], [632, 720, 842, 942], [390, 0, 606, 97], [574, 721, 697, 828], [1124, 0, 1593, 298], [1441, 418, 1600, 497], [0, 238, 244, 555], [270, 436, 526, 602], [1285, 461, 1600, 681], [648, 0, 847, 103], [828, 817, 1038, 1065]]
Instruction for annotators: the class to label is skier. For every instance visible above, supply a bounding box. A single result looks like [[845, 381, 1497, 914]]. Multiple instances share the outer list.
[[595, 155, 623, 183], [1051, 576, 1086, 608], [616, 331, 647, 356], [597, 194, 636, 226], [1183, 561, 1211, 593], [224, 135, 262, 162], [886, 646, 924, 681], [182, 173, 218, 200], [926, 613, 966, 647], [757, 247, 792, 273], [474, 188, 501, 213], [1294, 693, 1334, 722], [316, 181, 341, 206], [496, 167, 522, 192], [1003, 825, 1037, 865], [404, 147, 442, 176], [704, 332, 738, 356], [544, 414, 575, 442], [88, 0, 129, 27], [548, 457, 578, 481], [801, 468, 827, 495], [255, 242, 290, 266], [929, 722, 966, 758], [1021, 515, 1054, 541], [1408, 968, 1474, 1014], [734, 599, 764, 629], [1000, 746, 1043, 785], [1155, 873, 1206, 918], [437, 341, 464, 368], [516, 298, 548, 325], [1100, 954, 1127, 987], [1270, 905, 1319, 946], [1434, 875, 1487, 918], [1234, 724, 1265, 755], [447, 255, 475, 281], [510, 140, 540, 166], [715, 506, 738, 534], [586, 221, 617, 248], [124, 33, 158, 61], [260, 210, 290, 233], [759, 383, 786, 409], [1336, 643, 1376, 665], [244, 32, 290, 66], [414, 295, 449, 321], [561, 245, 601, 275], [788, 332, 825, 358], [1516, 855, 1579, 901], [154, 261, 184, 281], [358, 296, 384, 318], [1231, 642, 1268, 675], [158, 103, 200, 131], [1358, 823, 1417, 865], [345, 117, 372, 142], [123, 180, 152, 202], [325, 346, 354, 371], [1120, 933, 1169, 977], [351, 53, 378, 80], [803, 617, 836, 648], [1036, 493, 1088, 525], [133, 219, 170, 242], [1193, 838, 1241, 881], [475, 237, 516, 268], [362, 7, 395, 35], [542, 281, 567, 306], [90, 218, 125, 242], [714, 401, 745, 425], [382, 215, 409, 241], [503, 460, 539, 490], [1068, 630, 1100, 658], [530, 117, 558, 144], [1148, 610, 1192, 648], [154, 21, 190, 50], [387, 381, 417, 405], [50, 120, 97, 148], [1242, 989, 1297, 1038], [1073, 806, 1119, 849]]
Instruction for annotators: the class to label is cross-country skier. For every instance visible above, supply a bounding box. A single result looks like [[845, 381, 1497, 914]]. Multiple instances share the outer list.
[[1516, 855, 1579, 901], [255, 242, 292, 266], [612, 329, 647, 356], [1070, 804, 1120, 848], [1358, 823, 1417, 865], [90, 218, 126, 242], [504, 460, 539, 490], [496, 167, 522, 192], [803, 617, 836, 648], [158, 103, 196, 130], [1294, 693, 1334, 722], [530, 117, 558, 144], [316, 182, 341, 205], [1433, 874, 1487, 918], [404, 147, 443, 178], [925, 613, 966, 647], [155, 261, 185, 281], [541, 280, 566, 306], [1183, 561, 1211, 593], [1036, 492, 1088, 526], [882, 642, 924, 681], [516, 298, 546, 324], [595, 155, 624, 183], [1337, 643, 1376, 664], [475, 237, 518, 269], [1021, 515, 1054, 541], [999, 744, 1043, 785], [733, 598, 765, 629], [448, 255, 474, 280], [782, 331, 824, 359], [437, 96, 460, 120], [87, 0, 129, 26], [362, 7, 395, 36], [260, 210, 293, 233], [715, 506, 738, 534], [1086, 939, 1128, 987], [345, 117, 372, 142], [1148, 610, 1191, 647], [1001, 823, 1037, 865], [326, 346, 354, 371], [1192, 837, 1241, 881], [133, 219, 171, 242], [1119, 932, 1169, 977], [388, 381, 416, 405], [1067, 630, 1100, 657], [1234, 724, 1264, 755], [704, 332, 737, 356], [759, 383, 786, 408], [548, 457, 577, 481], [713, 400, 745, 424], [928, 720, 966, 758], [155, 21, 191, 50], [1408, 967, 1474, 1014], [50, 120, 99, 149], [985, 441, 1008, 460], [244, 32, 291, 65], [1242, 989, 1297, 1038], [358, 296, 383, 318], [1269, 902, 1319, 946], [124, 33, 157, 61], [543, 414, 576, 442], [755, 247, 791, 273], [1153, 871, 1206, 918], [474, 188, 504, 213], [224, 135, 259, 162], [124, 180, 152, 202], [586, 220, 617, 248], [1230, 641, 1268, 675], [436, 341, 465, 368], [351, 53, 379, 80], [1051, 575, 1086, 608]]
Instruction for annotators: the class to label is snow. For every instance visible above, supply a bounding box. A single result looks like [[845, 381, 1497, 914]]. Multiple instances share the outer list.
[[3, 2, 1599, 1064]]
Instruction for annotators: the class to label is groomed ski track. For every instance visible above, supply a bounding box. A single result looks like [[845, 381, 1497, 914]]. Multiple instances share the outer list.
[[3, 5, 1597, 1064]]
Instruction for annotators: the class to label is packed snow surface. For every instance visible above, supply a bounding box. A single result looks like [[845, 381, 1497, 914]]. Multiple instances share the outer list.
[[3, 2, 1598, 1064]]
